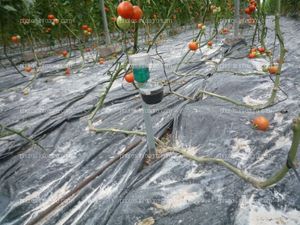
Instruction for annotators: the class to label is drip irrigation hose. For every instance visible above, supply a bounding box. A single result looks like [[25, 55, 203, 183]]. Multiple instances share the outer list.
[[25, 139, 142, 225]]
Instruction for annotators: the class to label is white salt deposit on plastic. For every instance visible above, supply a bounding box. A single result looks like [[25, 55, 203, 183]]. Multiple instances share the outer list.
[[231, 138, 252, 167], [235, 195, 300, 225], [243, 95, 268, 105], [185, 162, 205, 179], [160, 185, 202, 213]]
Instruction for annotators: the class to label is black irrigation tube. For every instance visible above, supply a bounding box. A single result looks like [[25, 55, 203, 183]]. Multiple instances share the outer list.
[[25, 138, 142, 225]]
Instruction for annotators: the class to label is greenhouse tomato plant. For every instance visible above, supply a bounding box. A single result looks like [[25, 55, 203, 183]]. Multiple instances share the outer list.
[[0, 3, 298, 225]]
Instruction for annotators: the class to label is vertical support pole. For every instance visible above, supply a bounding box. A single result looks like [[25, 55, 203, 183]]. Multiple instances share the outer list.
[[234, 0, 240, 38], [141, 100, 156, 158], [100, 0, 111, 46]]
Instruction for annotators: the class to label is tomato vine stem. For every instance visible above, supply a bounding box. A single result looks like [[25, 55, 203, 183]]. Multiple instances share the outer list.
[[168, 113, 300, 189]]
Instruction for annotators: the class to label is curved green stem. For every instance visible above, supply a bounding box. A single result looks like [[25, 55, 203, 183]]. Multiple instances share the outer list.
[[170, 114, 300, 189], [88, 64, 124, 125], [195, 90, 251, 108], [260, 0, 267, 48], [89, 127, 146, 136], [0, 124, 46, 152], [147, 0, 176, 53]]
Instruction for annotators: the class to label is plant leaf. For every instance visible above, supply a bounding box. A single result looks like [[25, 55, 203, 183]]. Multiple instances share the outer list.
[[2, 5, 17, 12]]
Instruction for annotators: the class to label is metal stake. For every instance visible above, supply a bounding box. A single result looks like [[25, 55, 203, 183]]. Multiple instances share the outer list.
[[234, 0, 240, 38], [141, 100, 156, 158]]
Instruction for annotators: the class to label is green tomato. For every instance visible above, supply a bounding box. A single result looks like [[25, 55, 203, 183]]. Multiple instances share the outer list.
[[116, 16, 131, 30]]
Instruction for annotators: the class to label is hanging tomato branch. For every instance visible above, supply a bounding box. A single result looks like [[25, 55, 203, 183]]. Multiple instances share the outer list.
[[172, 0, 286, 111]]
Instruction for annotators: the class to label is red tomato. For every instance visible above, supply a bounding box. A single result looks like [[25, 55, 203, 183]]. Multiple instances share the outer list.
[[62, 50, 68, 57], [48, 14, 55, 20], [11, 36, 19, 43], [248, 53, 256, 58], [131, 6, 143, 21], [81, 25, 88, 30], [245, 7, 251, 14], [258, 47, 265, 53], [87, 27, 93, 33], [252, 116, 269, 131], [125, 72, 134, 83], [207, 41, 213, 47], [250, 0, 257, 7], [188, 41, 198, 51], [117, 1, 134, 19], [249, 4, 256, 12], [24, 66, 32, 73], [268, 65, 279, 74]]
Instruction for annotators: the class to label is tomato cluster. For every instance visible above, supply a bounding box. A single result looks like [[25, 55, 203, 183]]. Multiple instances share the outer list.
[[48, 14, 59, 26], [11, 35, 21, 44], [244, 0, 257, 15], [248, 47, 279, 75], [248, 47, 265, 59], [210, 5, 221, 14], [116, 1, 143, 31], [197, 23, 206, 30], [81, 24, 93, 36]]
